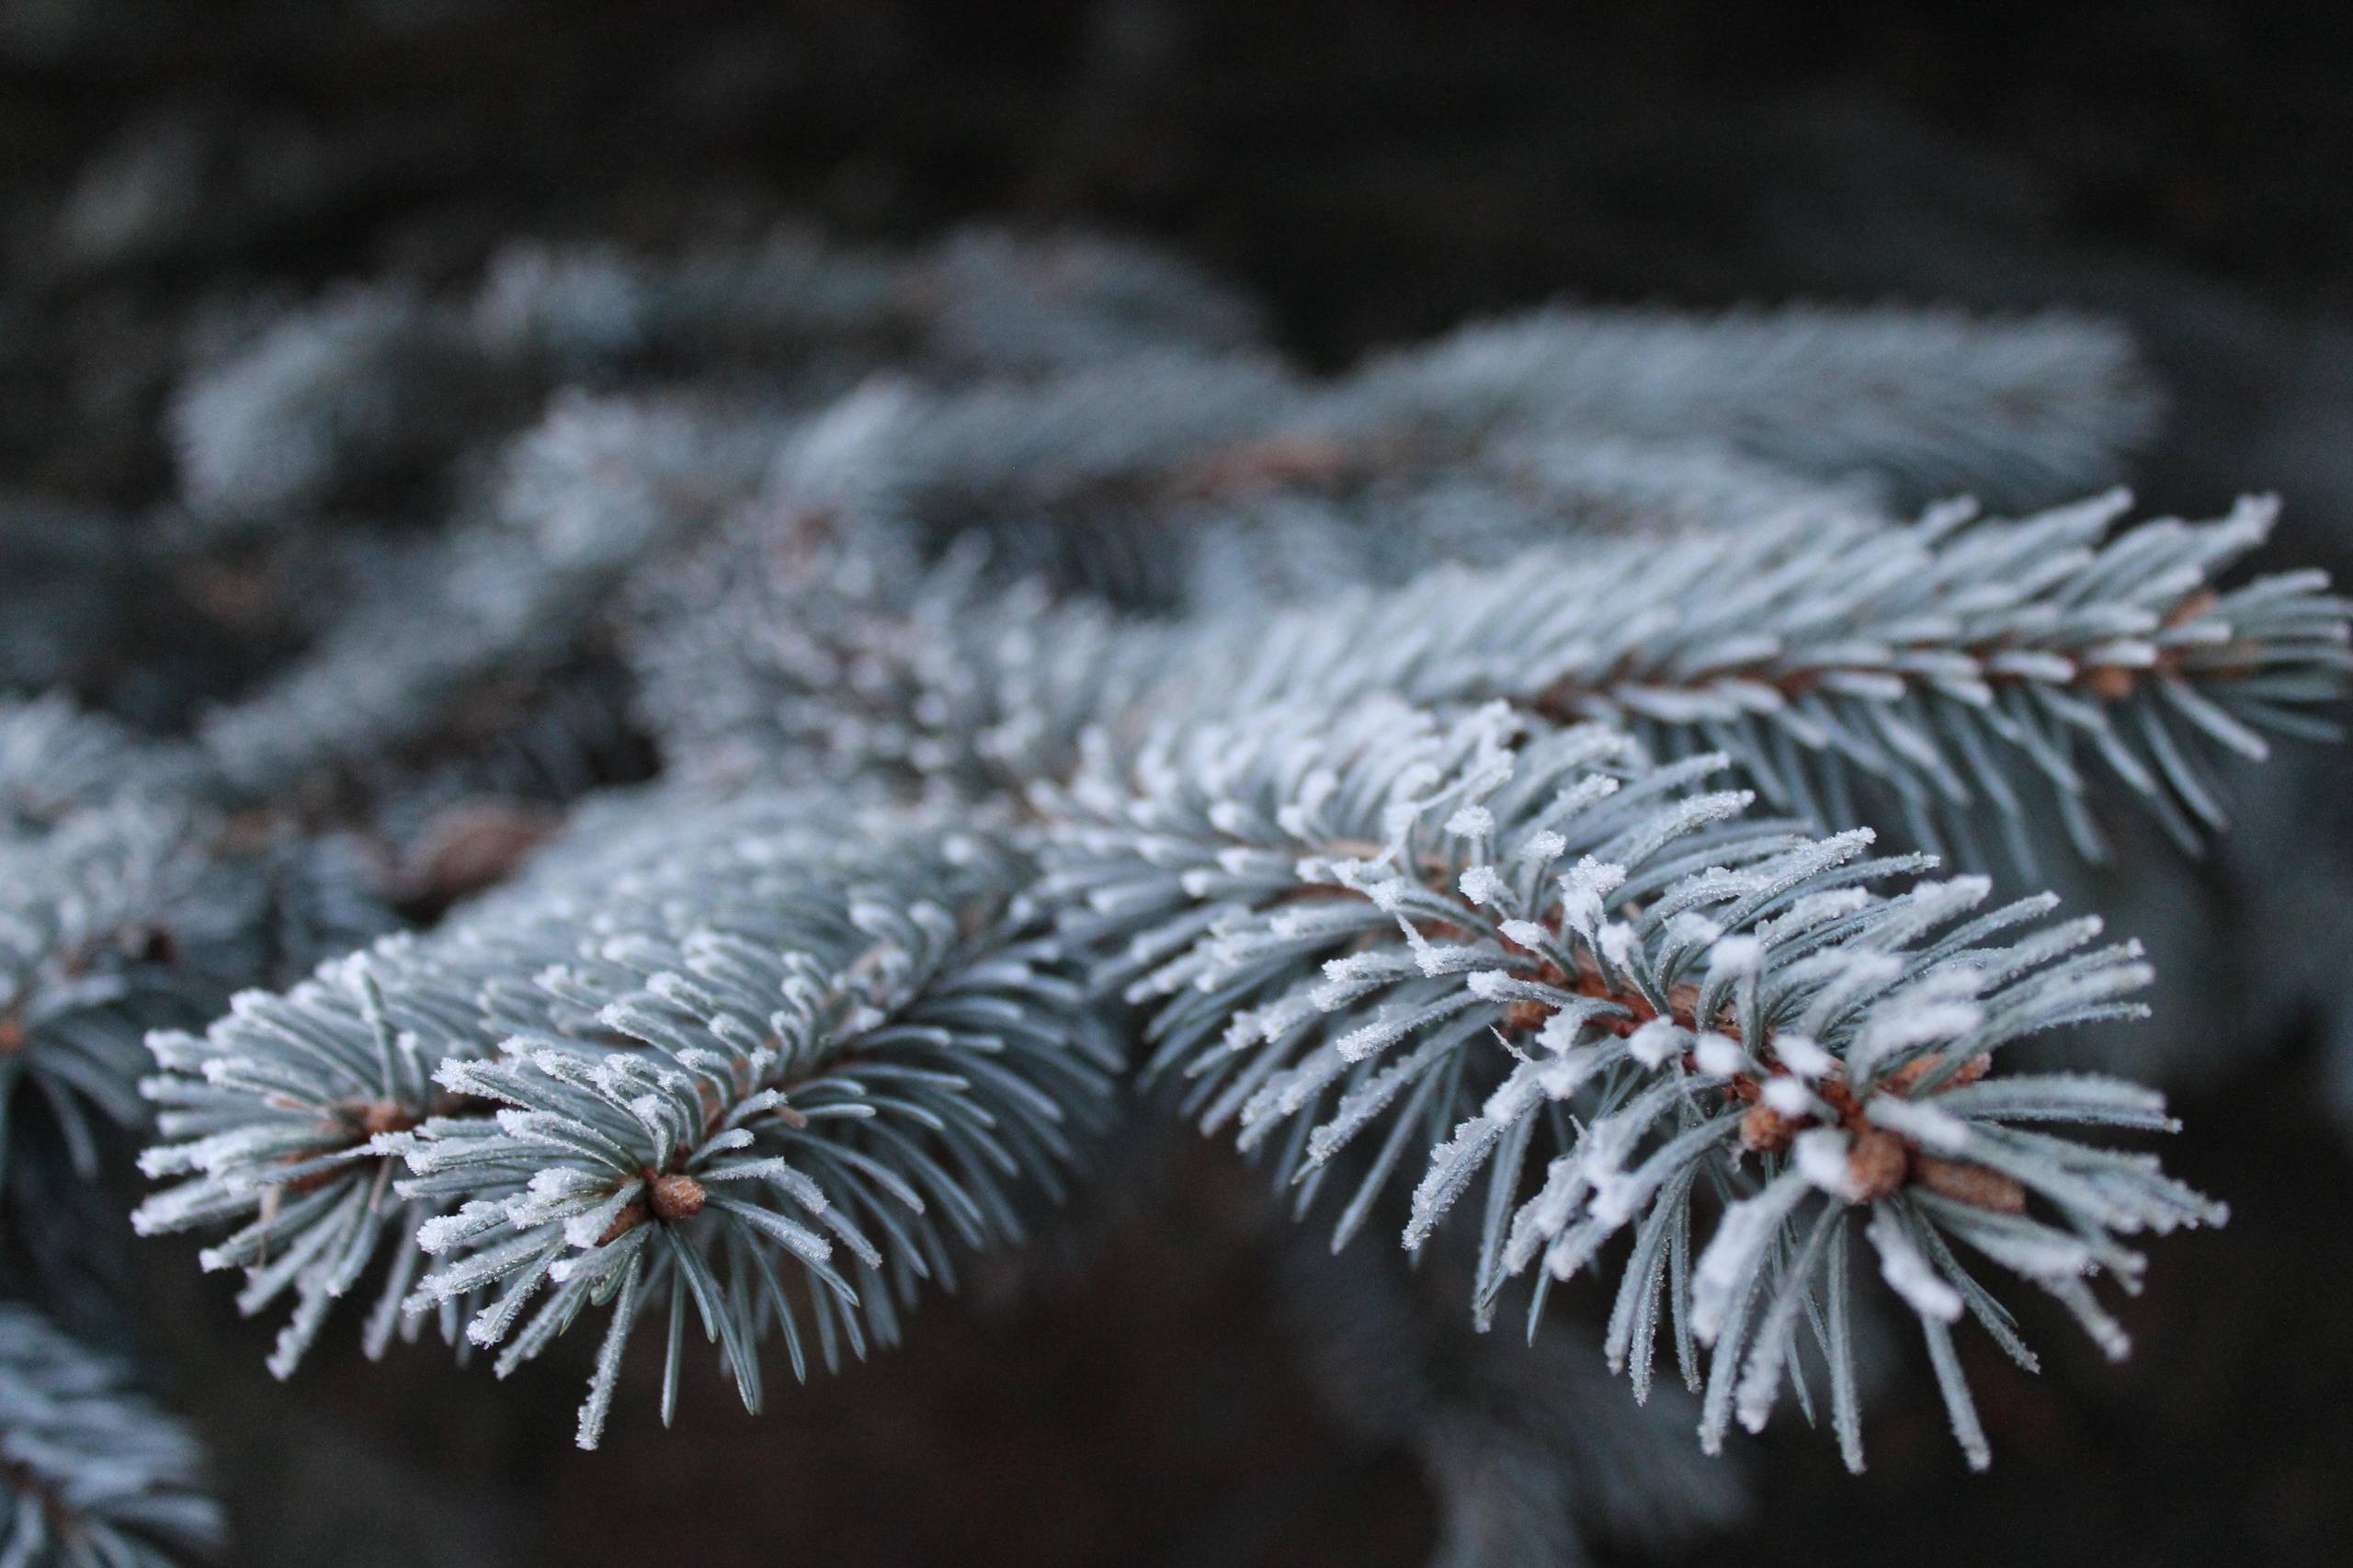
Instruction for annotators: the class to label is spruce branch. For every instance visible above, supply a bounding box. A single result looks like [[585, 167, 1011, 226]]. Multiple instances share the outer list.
[[1041, 699, 2223, 1467], [756, 365, 1892, 622], [192, 394, 776, 804], [133, 789, 860, 1374], [1, 801, 204, 1208], [1333, 302, 2158, 509], [139, 790, 1118, 1437], [390, 823, 1115, 1447], [1, 699, 393, 1298], [0, 698, 200, 838], [1169, 491, 2349, 866], [0, 1302, 222, 1566], [629, 524, 1177, 796], [169, 227, 1260, 537], [769, 298, 2155, 573], [667, 485, 2346, 876], [724, 299, 2149, 631]]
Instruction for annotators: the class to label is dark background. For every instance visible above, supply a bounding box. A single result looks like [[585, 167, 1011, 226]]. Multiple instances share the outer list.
[[7, 3, 2350, 1562]]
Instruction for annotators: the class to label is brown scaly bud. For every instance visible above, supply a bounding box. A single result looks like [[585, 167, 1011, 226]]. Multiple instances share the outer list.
[[648, 1172, 708, 1222], [278, 1160, 343, 1198], [1500, 999, 1554, 1036], [0, 1014, 22, 1054], [1847, 1129, 1912, 1200], [1740, 1102, 1798, 1154], [352, 1100, 420, 1138], [2162, 588, 2220, 632], [596, 1201, 649, 1246], [1914, 1156, 2027, 1214], [405, 798, 561, 906], [2086, 664, 2137, 702], [1881, 1051, 1993, 1096]]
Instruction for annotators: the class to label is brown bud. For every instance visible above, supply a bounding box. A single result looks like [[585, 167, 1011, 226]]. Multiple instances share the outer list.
[[408, 799, 560, 904], [278, 1160, 343, 1198], [1500, 999, 1554, 1037], [2163, 589, 2219, 631], [1740, 1103, 1797, 1154], [2086, 665, 2136, 702], [0, 1014, 22, 1054], [1913, 1156, 2026, 1214], [354, 1100, 420, 1138], [1847, 1129, 1912, 1200], [1815, 1074, 1865, 1121], [1882, 1051, 1993, 1096], [596, 1200, 649, 1246], [648, 1172, 708, 1222]]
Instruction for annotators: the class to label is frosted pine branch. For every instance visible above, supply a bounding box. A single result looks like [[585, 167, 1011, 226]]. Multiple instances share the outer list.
[[664, 484, 2346, 877], [141, 788, 1117, 1433], [1040, 700, 2223, 1467], [133, 788, 865, 1372], [1170, 491, 2348, 866], [388, 819, 1114, 1447], [1333, 302, 2158, 508], [1, 797, 207, 1216], [170, 227, 1260, 535], [721, 299, 2148, 627], [0, 1302, 222, 1566]]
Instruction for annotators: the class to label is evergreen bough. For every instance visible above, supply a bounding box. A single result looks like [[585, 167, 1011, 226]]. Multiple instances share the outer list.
[[0, 222, 2342, 1564]]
